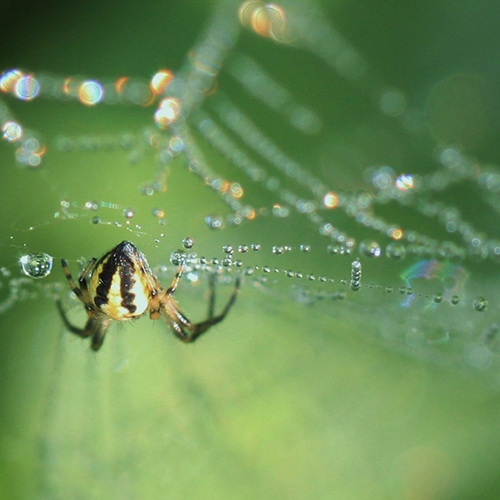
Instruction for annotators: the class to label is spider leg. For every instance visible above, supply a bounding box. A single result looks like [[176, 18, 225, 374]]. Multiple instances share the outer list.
[[207, 272, 217, 319], [90, 319, 111, 351], [56, 299, 98, 338], [61, 259, 83, 299], [164, 276, 241, 343], [78, 257, 97, 292], [166, 263, 185, 296], [57, 300, 110, 351]]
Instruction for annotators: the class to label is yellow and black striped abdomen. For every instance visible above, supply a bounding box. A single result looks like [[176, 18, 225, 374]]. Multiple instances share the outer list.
[[88, 241, 152, 320]]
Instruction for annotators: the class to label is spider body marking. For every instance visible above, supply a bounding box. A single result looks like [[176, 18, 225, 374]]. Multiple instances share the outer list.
[[57, 241, 240, 350]]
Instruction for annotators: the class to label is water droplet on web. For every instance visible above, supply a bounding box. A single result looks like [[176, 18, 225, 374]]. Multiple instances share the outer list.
[[19, 253, 53, 279], [85, 201, 99, 211], [385, 242, 406, 260], [222, 257, 232, 267], [182, 237, 194, 249], [170, 250, 187, 266], [350, 259, 361, 291], [299, 244, 311, 252], [433, 293, 443, 304], [152, 208, 165, 218], [222, 245, 234, 254], [359, 240, 381, 258], [451, 295, 460, 305], [272, 246, 284, 255], [473, 297, 488, 312], [91, 216, 101, 224], [468, 244, 488, 262], [251, 244, 261, 252], [123, 208, 135, 219], [205, 214, 224, 230], [327, 244, 339, 255], [238, 245, 248, 253]]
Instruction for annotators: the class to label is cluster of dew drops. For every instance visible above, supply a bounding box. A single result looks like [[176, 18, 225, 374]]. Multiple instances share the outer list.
[[160, 235, 489, 313], [13, 230, 489, 314], [11, 198, 490, 314]]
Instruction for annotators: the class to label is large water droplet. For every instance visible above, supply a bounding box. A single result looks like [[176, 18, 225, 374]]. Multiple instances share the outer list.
[[20, 252, 53, 279]]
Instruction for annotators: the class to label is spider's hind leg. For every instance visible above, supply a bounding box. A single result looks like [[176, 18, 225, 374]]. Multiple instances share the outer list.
[[56, 300, 109, 351]]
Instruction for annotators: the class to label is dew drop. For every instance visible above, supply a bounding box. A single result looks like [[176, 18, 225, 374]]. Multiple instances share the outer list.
[[182, 237, 194, 249], [468, 244, 488, 262], [91, 216, 101, 225], [19, 252, 53, 279], [222, 245, 234, 254], [327, 244, 339, 255], [205, 214, 224, 230], [359, 240, 382, 258], [473, 297, 488, 312], [251, 244, 261, 252], [170, 250, 187, 266], [123, 208, 135, 219], [272, 246, 284, 255], [385, 242, 406, 260], [350, 259, 362, 292], [238, 245, 249, 253], [451, 295, 460, 305], [299, 244, 311, 252], [385, 286, 393, 293], [85, 201, 99, 211], [433, 293, 443, 304], [152, 207, 166, 218]]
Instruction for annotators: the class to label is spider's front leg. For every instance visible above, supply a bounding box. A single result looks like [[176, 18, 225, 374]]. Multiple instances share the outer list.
[[163, 274, 241, 343], [61, 257, 96, 304]]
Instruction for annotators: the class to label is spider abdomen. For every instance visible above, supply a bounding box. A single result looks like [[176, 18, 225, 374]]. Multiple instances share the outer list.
[[89, 241, 152, 320]]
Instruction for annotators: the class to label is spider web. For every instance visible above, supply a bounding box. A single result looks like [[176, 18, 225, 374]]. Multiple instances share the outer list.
[[1, 0, 500, 498]]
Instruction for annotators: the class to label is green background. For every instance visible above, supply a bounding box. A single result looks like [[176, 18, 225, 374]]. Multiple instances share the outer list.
[[1, 1, 500, 499]]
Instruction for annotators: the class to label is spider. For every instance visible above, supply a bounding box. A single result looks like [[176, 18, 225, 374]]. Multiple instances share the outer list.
[[57, 241, 240, 350]]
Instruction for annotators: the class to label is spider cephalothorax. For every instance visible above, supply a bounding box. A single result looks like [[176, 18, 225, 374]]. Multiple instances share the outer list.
[[57, 241, 240, 350]]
